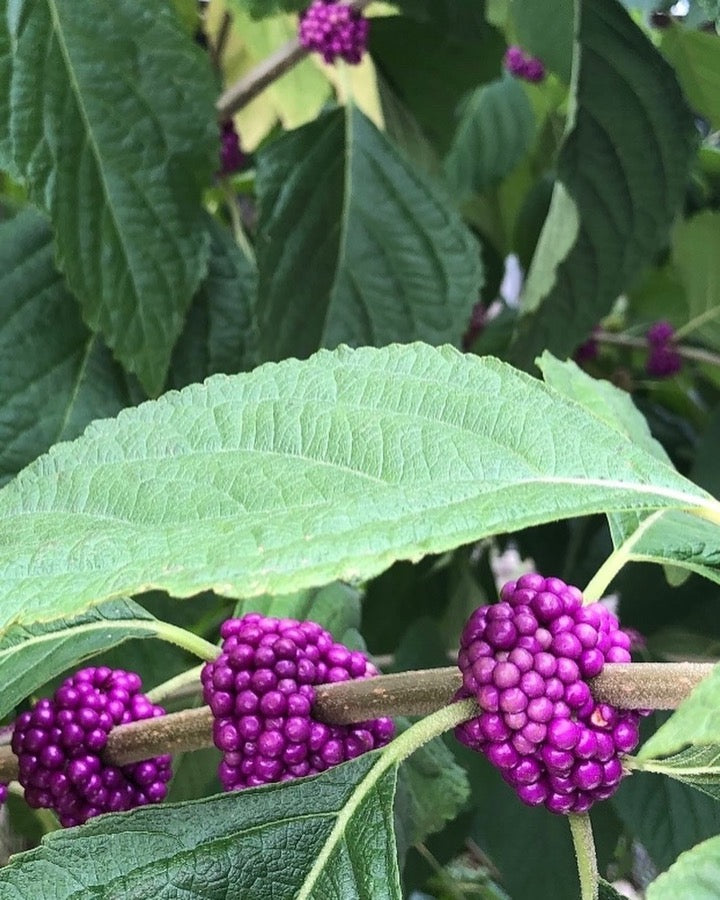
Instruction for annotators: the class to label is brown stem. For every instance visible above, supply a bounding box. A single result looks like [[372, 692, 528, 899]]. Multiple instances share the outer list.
[[0, 663, 714, 782]]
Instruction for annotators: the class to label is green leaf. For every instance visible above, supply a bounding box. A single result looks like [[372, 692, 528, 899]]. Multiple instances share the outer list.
[[369, 16, 506, 156], [0, 13, 14, 176], [638, 664, 720, 761], [393, 0, 493, 39], [0, 599, 158, 721], [256, 106, 482, 361], [1, 0, 217, 393], [511, 0, 574, 83], [637, 744, 720, 802], [672, 211, 720, 351], [599, 880, 627, 900], [444, 75, 536, 200], [660, 26, 720, 130], [0, 753, 402, 899], [168, 216, 258, 390], [0, 343, 715, 633], [509, 0, 695, 368], [646, 834, 720, 899], [0, 208, 136, 487]]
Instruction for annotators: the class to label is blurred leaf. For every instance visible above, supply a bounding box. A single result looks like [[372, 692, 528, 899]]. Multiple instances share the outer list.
[[0, 209, 136, 487], [646, 833, 720, 899], [692, 403, 720, 499], [0, 753, 402, 898], [599, 880, 627, 900], [444, 75, 536, 200], [1, 0, 217, 394], [168, 216, 258, 389], [661, 26, 720, 130], [672, 211, 720, 351], [509, 0, 695, 369], [393, 0, 493, 38], [166, 746, 221, 803], [256, 106, 482, 361], [511, 0, 574, 83]]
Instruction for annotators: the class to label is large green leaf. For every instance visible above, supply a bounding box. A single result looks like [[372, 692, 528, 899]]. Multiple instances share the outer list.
[[0, 598, 159, 721], [168, 216, 258, 390], [0, 209, 136, 487], [646, 834, 720, 899], [672, 211, 720, 351], [660, 26, 720, 131], [636, 744, 720, 803], [255, 106, 482, 361], [511, 0, 574, 83], [444, 74, 536, 200], [0, 753, 402, 899], [0, 343, 716, 633], [1, 0, 217, 393], [509, 0, 695, 368]]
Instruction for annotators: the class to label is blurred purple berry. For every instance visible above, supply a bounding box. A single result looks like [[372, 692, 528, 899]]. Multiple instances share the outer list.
[[0, 783, 6, 805], [219, 121, 245, 176], [463, 301, 487, 350], [202, 613, 394, 790], [299, 0, 369, 65], [645, 321, 682, 378], [646, 320, 675, 346], [504, 45, 546, 84], [12, 667, 171, 827], [454, 574, 645, 815]]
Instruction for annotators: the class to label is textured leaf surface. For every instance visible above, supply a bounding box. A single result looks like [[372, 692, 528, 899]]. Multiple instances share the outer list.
[[638, 744, 720, 803], [510, 0, 695, 368], [0, 343, 716, 633], [0, 209, 135, 487], [0, 598, 157, 720], [256, 106, 482, 361], [444, 75, 536, 199], [646, 834, 720, 899], [2, 0, 217, 393], [672, 212, 720, 351], [661, 26, 720, 130], [169, 216, 258, 390], [639, 664, 720, 760], [0, 752, 401, 899]]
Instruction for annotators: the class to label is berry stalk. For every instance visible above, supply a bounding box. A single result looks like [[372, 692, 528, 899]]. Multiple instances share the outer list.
[[0, 662, 712, 783]]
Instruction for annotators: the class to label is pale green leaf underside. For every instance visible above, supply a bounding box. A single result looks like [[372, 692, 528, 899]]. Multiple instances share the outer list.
[[646, 834, 720, 899], [0, 753, 401, 900], [639, 665, 720, 761], [0, 598, 157, 720], [0, 344, 716, 634], [2, 0, 217, 393], [638, 744, 720, 803]]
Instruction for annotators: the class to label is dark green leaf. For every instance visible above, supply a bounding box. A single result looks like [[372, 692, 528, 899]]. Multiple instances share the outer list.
[[511, 0, 574, 83], [661, 25, 720, 130], [256, 106, 482, 361], [646, 834, 720, 899], [1, 0, 217, 393], [0, 753, 402, 899], [0, 208, 135, 487], [637, 744, 720, 802], [444, 75, 536, 199], [599, 879, 627, 900], [672, 211, 720, 351], [509, 0, 695, 369]]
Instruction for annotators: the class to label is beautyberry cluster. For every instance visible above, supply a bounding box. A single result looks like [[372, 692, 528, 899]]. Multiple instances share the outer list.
[[646, 320, 682, 378], [12, 667, 172, 827], [0, 782, 6, 805], [202, 613, 394, 790], [298, 0, 370, 65], [504, 46, 546, 83], [219, 121, 245, 176], [455, 574, 642, 815]]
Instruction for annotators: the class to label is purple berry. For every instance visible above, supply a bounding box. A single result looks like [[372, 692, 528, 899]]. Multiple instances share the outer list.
[[219, 121, 245, 175], [503, 45, 546, 83], [12, 667, 171, 827], [645, 321, 682, 378], [298, 0, 369, 65], [454, 575, 645, 814], [202, 613, 394, 791]]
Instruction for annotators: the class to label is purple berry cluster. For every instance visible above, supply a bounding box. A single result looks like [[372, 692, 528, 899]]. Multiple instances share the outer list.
[[646, 320, 682, 378], [455, 574, 642, 815], [202, 613, 394, 790], [219, 121, 245, 176], [504, 46, 546, 83], [0, 782, 6, 805], [12, 667, 172, 827], [298, 0, 370, 65]]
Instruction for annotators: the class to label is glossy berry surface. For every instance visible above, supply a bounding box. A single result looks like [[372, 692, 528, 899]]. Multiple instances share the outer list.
[[299, 0, 369, 65], [455, 574, 642, 815], [12, 667, 171, 827], [202, 613, 394, 790]]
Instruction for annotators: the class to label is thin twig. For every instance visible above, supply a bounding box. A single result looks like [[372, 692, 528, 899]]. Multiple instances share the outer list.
[[0, 662, 713, 782], [596, 329, 720, 369]]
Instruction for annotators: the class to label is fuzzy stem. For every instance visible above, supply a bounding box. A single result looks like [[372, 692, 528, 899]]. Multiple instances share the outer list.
[[0, 662, 713, 782], [151, 622, 219, 662], [569, 813, 599, 900], [147, 664, 205, 705]]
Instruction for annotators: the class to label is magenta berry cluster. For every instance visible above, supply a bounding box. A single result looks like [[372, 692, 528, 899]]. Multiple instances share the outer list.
[[646, 320, 682, 378], [298, 0, 369, 65], [0, 782, 6, 805], [455, 574, 642, 815], [504, 46, 546, 83], [201, 613, 394, 790], [12, 667, 172, 827], [219, 120, 245, 176]]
